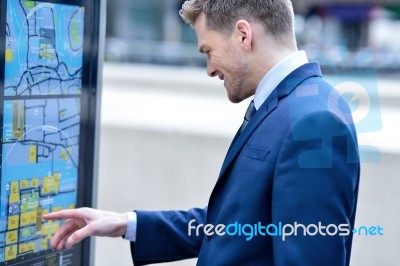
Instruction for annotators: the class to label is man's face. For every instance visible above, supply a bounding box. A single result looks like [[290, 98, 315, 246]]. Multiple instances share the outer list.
[[194, 13, 252, 103]]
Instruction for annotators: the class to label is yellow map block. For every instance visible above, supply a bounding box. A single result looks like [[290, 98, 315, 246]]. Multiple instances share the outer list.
[[68, 204, 75, 209], [19, 242, 36, 254], [20, 179, 29, 189], [21, 227, 33, 238], [39, 43, 55, 60], [12, 101, 24, 138], [61, 149, 68, 160], [31, 178, 39, 188], [29, 145, 37, 163], [6, 230, 18, 245], [61, 147, 73, 160], [42, 222, 49, 236], [42, 173, 60, 194], [5, 48, 13, 62], [50, 221, 61, 236], [5, 244, 17, 261], [8, 215, 19, 230], [54, 172, 60, 192], [41, 238, 48, 251], [36, 205, 43, 233], [20, 211, 37, 226], [41, 180, 49, 194], [9, 181, 20, 203], [23, 0, 35, 10]]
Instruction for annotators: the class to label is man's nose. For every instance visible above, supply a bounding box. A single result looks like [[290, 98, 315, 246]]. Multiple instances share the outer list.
[[207, 61, 217, 77]]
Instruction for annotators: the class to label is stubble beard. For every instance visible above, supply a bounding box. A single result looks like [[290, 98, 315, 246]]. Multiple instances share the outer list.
[[226, 56, 252, 104]]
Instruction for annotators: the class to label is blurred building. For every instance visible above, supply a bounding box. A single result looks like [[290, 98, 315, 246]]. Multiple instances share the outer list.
[[106, 0, 202, 65], [105, 0, 400, 71]]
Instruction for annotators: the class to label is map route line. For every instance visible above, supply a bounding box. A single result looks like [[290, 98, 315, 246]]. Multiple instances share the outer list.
[[68, 7, 83, 52], [4, 64, 82, 95], [2, 125, 79, 168], [6, 23, 11, 37], [5, 76, 81, 96]]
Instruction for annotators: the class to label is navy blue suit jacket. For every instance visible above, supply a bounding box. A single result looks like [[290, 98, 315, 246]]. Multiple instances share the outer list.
[[132, 63, 360, 266]]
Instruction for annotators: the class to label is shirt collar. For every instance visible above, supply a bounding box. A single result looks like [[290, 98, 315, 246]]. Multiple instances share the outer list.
[[253, 50, 309, 110]]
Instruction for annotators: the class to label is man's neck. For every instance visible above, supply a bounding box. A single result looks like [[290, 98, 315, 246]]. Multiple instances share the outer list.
[[250, 48, 298, 91]]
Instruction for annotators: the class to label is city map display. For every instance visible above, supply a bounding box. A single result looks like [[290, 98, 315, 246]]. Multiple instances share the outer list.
[[1, 0, 84, 264], [4, 0, 84, 96]]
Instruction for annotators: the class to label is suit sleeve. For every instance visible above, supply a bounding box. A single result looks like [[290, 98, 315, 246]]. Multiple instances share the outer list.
[[271, 111, 360, 266], [132, 207, 206, 265]]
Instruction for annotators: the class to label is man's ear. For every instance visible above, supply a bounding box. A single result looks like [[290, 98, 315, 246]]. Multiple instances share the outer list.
[[235, 20, 253, 51]]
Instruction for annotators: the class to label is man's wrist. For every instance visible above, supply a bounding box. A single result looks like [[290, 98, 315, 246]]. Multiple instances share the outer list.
[[117, 212, 129, 237]]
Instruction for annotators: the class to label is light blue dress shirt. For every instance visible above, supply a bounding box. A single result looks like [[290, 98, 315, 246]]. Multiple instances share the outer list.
[[123, 50, 309, 242], [253, 50, 309, 110]]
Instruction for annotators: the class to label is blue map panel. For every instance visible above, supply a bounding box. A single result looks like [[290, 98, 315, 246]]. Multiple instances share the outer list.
[[1, 0, 84, 262], [4, 0, 84, 96]]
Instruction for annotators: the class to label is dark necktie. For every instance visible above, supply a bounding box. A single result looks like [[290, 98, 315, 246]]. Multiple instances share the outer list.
[[240, 100, 256, 133]]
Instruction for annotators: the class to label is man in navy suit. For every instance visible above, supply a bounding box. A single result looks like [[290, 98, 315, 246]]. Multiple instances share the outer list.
[[44, 0, 360, 265]]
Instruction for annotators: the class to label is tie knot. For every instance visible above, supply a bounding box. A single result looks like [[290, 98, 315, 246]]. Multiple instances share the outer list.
[[244, 100, 256, 122]]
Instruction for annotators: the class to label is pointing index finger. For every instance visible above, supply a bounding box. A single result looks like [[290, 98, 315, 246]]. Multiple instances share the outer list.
[[42, 209, 82, 220]]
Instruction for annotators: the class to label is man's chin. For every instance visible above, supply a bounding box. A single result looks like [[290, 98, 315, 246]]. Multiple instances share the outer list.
[[227, 90, 254, 104], [225, 84, 248, 103], [227, 92, 243, 104]]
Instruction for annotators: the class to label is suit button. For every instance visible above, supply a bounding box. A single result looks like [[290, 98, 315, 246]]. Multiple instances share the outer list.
[[205, 235, 212, 241]]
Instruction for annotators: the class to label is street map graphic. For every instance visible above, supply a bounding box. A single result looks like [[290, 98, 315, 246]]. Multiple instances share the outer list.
[[1, 0, 84, 263], [4, 0, 84, 96]]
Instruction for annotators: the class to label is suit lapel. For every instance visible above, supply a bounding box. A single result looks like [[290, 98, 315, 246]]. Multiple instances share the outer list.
[[218, 90, 278, 178], [217, 62, 323, 180]]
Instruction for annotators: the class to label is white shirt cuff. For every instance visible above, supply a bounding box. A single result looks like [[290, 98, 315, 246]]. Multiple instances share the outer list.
[[123, 211, 137, 241]]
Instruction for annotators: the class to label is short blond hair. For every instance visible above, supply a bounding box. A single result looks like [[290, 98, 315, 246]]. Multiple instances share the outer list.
[[180, 0, 296, 48]]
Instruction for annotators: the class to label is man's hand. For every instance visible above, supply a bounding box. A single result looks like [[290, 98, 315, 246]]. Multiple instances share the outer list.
[[42, 207, 128, 250]]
